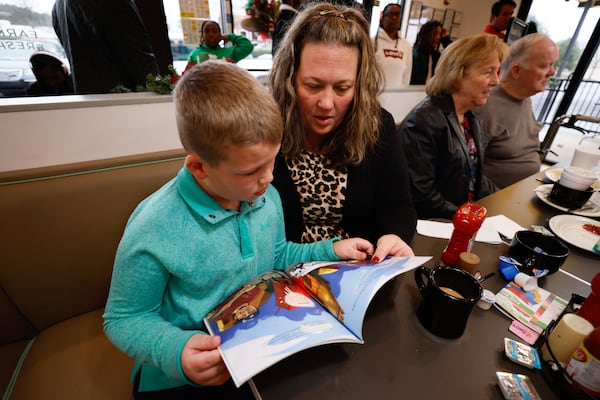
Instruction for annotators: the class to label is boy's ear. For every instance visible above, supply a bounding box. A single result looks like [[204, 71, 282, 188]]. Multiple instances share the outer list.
[[185, 154, 209, 180]]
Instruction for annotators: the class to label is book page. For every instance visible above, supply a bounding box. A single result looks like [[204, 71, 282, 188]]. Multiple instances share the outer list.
[[204, 269, 360, 387], [287, 256, 432, 339], [494, 281, 568, 334]]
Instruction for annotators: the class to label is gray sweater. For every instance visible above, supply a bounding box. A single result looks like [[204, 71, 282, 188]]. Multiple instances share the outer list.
[[476, 86, 542, 188]]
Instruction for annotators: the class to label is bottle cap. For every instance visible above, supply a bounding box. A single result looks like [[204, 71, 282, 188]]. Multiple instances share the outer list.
[[458, 252, 480, 274], [498, 256, 520, 281]]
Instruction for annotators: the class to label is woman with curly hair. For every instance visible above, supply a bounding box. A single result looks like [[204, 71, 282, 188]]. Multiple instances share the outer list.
[[410, 20, 447, 85], [270, 2, 417, 261]]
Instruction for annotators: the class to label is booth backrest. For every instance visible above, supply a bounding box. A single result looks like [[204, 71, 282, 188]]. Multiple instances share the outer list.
[[0, 150, 185, 346]]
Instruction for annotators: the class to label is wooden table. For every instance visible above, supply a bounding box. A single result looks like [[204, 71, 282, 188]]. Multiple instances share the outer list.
[[253, 171, 598, 400]]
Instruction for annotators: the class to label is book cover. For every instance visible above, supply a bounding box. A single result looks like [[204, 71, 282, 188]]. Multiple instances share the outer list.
[[204, 256, 431, 387], [494, 281, 568, 334]]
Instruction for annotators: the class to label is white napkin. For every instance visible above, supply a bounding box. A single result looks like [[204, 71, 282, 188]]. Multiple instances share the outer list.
[[417, 215, 526, 245], [486, 215, 526, 241]]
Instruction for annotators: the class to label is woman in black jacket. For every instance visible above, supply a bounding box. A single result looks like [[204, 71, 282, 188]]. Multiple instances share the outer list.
[[399, 34, 508, 219]]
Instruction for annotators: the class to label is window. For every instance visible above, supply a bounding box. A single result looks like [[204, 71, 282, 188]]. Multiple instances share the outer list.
[[165, 0, 274, 74], [0, 2, 64, 97]]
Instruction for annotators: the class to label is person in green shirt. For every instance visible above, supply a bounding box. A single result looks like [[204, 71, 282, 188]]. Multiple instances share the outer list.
[[185, 20, 254, 72]]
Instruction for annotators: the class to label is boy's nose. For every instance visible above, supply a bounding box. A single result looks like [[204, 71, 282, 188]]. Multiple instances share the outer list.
[[260, 170, 273, 184]]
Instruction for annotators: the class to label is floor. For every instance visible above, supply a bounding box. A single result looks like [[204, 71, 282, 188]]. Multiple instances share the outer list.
[[540, 125, 600, 170]]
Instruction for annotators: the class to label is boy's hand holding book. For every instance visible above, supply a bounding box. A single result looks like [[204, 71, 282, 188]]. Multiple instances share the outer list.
[[181, 334, 230, 386], [332, 238, 374, 261]]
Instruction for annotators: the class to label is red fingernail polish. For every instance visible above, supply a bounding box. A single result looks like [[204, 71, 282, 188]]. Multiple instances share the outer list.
[[372, 256, 380, 263]]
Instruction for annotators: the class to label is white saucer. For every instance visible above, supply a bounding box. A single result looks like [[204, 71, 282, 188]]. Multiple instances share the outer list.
[[549, 214, 600, 253], [534, 184, 600, 218], [544, 168, 600, 190]]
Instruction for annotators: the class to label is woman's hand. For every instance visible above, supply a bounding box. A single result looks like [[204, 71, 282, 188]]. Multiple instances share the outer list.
[[371, 234, 414, 262], [332, 238, 374, 261], [181, 334, 230, 386]]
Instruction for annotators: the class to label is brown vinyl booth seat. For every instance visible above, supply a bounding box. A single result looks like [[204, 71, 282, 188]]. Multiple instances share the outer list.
[[0, 150, 186, 400]]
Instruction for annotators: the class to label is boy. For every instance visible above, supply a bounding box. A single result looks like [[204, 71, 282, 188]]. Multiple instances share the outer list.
[[103, 61, 374, 399]]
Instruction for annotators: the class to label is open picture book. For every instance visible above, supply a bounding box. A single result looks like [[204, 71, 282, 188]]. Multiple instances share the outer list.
[[204, 256, 431, 387]]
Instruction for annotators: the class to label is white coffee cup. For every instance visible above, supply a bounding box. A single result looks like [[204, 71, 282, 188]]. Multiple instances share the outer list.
[[559, 166, 597, 191], [571, 146, 600, 170]]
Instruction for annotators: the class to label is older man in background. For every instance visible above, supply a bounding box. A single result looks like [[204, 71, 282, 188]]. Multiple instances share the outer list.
[[477, 33, 559, 188]]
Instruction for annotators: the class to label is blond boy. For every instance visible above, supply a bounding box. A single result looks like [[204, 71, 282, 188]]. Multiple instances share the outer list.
[[103, 61, 373, 398]]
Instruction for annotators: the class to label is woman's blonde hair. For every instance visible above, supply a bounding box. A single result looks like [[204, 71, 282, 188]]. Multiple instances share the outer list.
[[426, 34, 509, 97], [269, 2, 384, 167], [174, 61, 282, 165]]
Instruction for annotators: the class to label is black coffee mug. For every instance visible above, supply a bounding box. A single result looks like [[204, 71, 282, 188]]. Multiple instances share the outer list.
[[507, 230, 568, 275], [414, 266, 483, 339], [548, 182, 593, 209]]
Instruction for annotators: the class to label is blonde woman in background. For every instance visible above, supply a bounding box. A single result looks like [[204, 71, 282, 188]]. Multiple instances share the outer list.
[[399, 34, 509, 219]]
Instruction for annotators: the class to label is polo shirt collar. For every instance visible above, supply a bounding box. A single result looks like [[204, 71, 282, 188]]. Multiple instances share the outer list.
[[176, 166, 265, 224]]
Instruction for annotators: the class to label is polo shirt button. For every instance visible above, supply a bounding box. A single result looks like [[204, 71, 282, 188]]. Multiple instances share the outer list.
[[209, 214, 216, 219]]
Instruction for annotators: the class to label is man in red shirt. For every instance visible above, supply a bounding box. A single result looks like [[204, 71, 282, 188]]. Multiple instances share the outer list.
[[483, 0, 517, 40]]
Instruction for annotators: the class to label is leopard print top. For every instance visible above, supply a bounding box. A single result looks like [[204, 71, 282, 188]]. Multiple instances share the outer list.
[[285, 151, 349, 243]]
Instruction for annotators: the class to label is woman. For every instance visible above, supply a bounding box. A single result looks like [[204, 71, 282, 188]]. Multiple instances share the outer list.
[[185, 20, 253, 70], [270, 2, 416, 260], [399, 34, 509, 220], [410, 20, 445, 85]]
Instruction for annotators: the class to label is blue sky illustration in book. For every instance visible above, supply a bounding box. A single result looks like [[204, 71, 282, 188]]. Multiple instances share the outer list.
[[203, 257, 429, 386], [204, 269, 359, 383]]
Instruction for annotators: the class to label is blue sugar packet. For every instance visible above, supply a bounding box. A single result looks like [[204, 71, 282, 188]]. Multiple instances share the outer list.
[[504, 338, 542, 370], [496, 371, 542, 400]]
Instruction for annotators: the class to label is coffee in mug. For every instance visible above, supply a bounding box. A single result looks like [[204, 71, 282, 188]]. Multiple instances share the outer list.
[[439, 286, 465, 299], [414, 266, 483, 339]]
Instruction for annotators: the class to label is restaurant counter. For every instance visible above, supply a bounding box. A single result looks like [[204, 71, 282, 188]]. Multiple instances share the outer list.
[[252, 171, 598, 399]]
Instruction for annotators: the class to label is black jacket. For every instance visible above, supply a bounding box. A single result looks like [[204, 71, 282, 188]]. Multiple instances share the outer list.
[[271, 9, 297, 56], [399, 95, 497, 219], [52, 0, 159, 94], [410, 48, 441, 85]]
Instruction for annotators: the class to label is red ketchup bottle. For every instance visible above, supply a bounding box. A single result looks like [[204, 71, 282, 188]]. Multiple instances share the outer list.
[[577, 272, 600, 327], [441, 203, 487, 267]]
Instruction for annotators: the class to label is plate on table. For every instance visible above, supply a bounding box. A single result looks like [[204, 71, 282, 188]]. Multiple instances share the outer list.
[[544, 168, 600, 190], [534, 184, 600, 218], [549, 214, 600, 253]]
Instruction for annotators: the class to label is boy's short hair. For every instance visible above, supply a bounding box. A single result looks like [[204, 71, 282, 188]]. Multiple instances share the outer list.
[[174, 61, 283, 165]]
